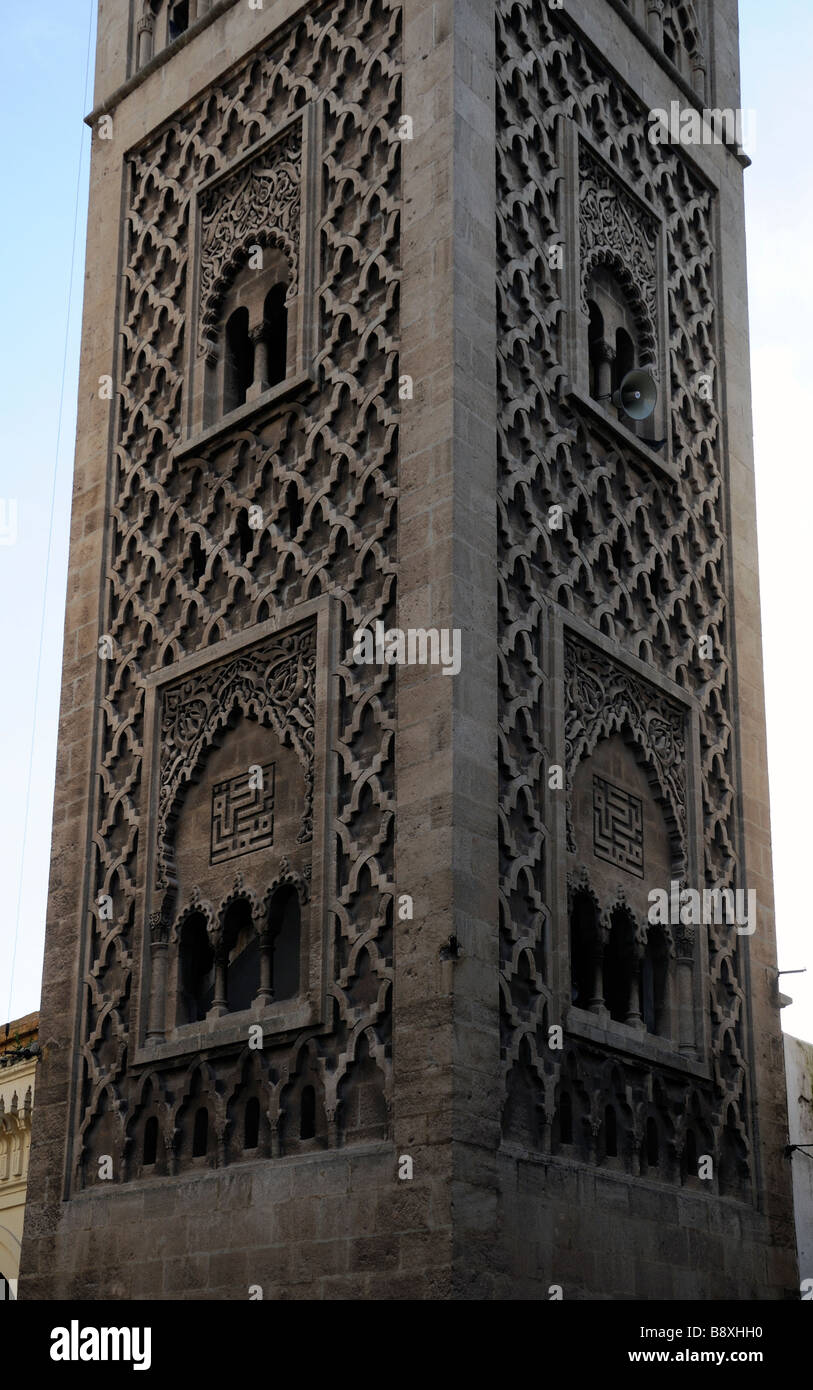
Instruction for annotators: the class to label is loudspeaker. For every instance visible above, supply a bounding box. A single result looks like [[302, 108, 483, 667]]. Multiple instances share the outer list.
[[611, 369, 657, 421]]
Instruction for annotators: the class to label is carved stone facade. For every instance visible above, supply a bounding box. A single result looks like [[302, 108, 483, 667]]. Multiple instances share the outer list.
[[72, 0, 398, 1198], [20, 0, 796, 1300], [493, 0, 794, 1298]]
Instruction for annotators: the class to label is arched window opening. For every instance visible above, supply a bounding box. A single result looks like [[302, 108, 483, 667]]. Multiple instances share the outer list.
[[189, 531, 206, 586], [143, 1115, 159, 1166], [685, 1127, 698, 1178], [192, 1106, 208, 1157], [284, 481, 304, 540], [243, 1096, 260, 1150], [204, 259, 291, 428], [263, 283, 288, 388], [570, 493, 591, 547], [177, 913, 214, 1024], [223, 307, 253, 415], [222, 898, 259, 1014], [585, 264, 641, 414], [604, 1104, 618, 1158], [719, 1108, 747, 1195], [604, 924, 627, 1022], [559, 1091, 573, 1145], [236, 508, 254, 564], [644, 1116, 659, 1169], [587, 298, 605, 400], [266, 885, 301, 1001], [168, 2, 189, 42], [604, 909, 638, 1025], [300, 1085, 316, 1140], [570, 891, 600, 1011], [641, 927, 670, 1036]]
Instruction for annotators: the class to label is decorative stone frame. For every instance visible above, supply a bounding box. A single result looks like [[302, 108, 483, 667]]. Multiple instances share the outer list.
[[133, 595, 337, 1064], [176, 104, 319, 461], [548, 609, 711, 1075], [559, 119, 675, 482]]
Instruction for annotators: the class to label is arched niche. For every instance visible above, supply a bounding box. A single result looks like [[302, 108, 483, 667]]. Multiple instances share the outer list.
[[170, 705, 307, 913], [570, 730, 676, 911], [202, 249, 295, 430]]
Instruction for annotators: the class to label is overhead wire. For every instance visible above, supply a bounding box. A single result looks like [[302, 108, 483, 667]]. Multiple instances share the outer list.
[[6, 0, 96, 1023]]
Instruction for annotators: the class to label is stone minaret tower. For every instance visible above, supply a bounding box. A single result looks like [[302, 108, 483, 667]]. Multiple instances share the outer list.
[[21, 0, 797, 1299]]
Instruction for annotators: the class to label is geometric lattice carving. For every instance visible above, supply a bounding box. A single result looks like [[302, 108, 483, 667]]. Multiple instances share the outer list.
[[592, 775, 644, 878], [74, 0, 400, 1190], [210, 763, 276, 865], [497, 0, 751, 1194]]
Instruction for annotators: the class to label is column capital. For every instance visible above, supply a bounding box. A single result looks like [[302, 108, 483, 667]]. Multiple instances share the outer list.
[[248, 318, 271, 347]]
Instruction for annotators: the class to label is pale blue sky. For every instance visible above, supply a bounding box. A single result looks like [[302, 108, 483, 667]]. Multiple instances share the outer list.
[[0, 1, 810, 1042]]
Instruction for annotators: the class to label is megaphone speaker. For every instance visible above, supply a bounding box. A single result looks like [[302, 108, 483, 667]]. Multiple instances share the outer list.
[[611, 369, 657, 421]]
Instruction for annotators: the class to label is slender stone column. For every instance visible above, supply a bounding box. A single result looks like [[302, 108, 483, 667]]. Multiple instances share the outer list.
[[647, 0, 664, 46], [626, 943, 644, 1028], [136, 15, 155, 70], [210, 940, 229, 1017], [676, 927, 696, 1054], [146, 914, 170, 1042], [247, 320, 270, 399], [257, 925, 275, 1004], [589, 941, 606, 1013], [594, 337, 615, 402]]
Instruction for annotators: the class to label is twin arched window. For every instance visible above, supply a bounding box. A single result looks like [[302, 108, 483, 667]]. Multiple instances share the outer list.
[[168, 2, 189, 42], [136, 1, 206, 70], [570, 892, 672, 1039], [222, 283, 288, 416], [201, 263, 290, 430], [613, 1, 707, 99], [175, 886, 301, 1028]]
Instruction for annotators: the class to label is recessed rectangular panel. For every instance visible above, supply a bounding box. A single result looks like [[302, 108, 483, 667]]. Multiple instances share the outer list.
[[592, 773, 644, 878], [210, 762, 276, 865]]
